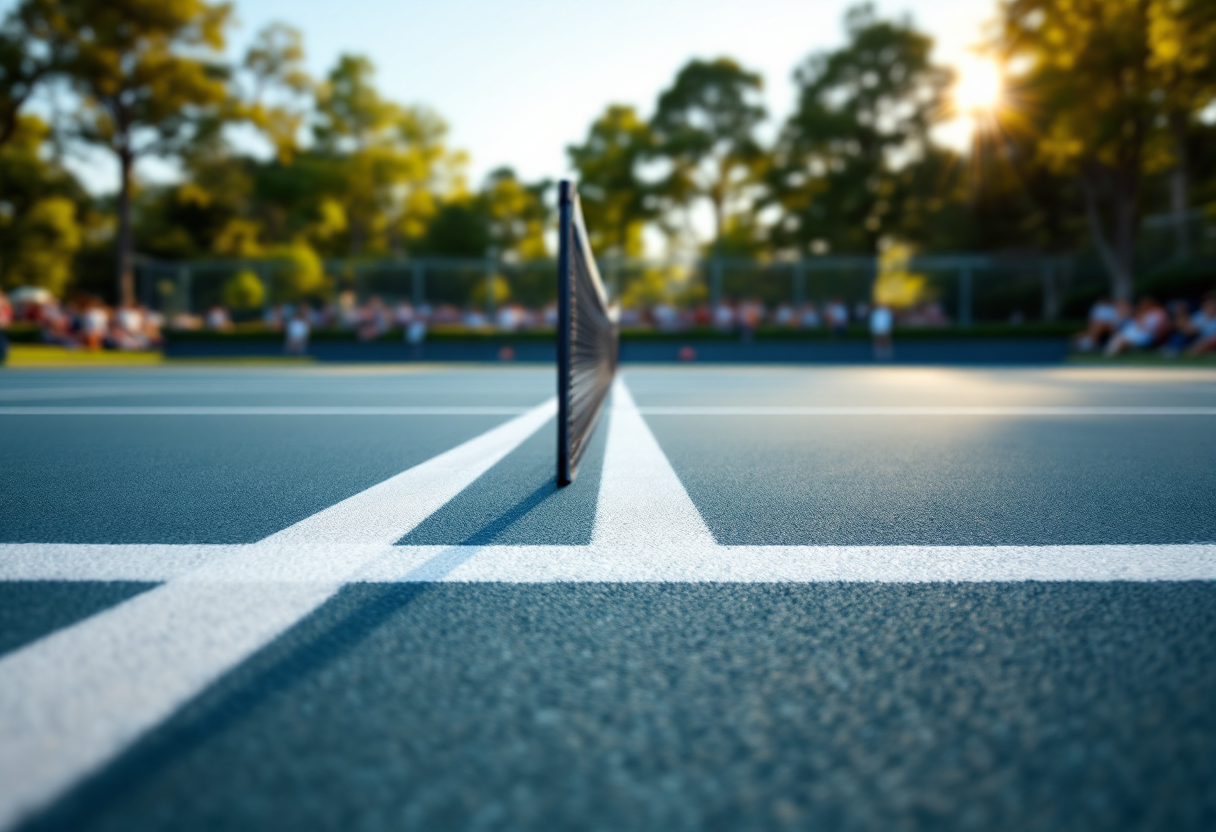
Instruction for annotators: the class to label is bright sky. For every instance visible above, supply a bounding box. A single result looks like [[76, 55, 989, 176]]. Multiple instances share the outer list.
[[22, 0, 999, 194]]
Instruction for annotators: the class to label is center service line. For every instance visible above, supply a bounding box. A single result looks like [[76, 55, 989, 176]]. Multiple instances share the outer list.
[[0, 399, 555, 831], [591, 377, 717, 549]]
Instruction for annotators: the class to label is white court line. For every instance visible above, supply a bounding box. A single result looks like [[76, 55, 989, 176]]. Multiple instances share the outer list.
[[592, 377, 716, 548], [5, 405, 1216, 417], [5, 543, 1215, 584], [0, 399, 555, 830], [0, 544, 227, 581], [0, 406, 531, 416], [636, 406, 1216, 416]]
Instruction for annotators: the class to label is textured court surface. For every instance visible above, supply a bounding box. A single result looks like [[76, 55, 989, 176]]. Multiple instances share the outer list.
[[1, 364, 1215, 831]]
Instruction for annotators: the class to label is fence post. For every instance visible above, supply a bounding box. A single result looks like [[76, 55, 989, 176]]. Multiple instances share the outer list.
[[412, 260, 425, 308], [793, 261, 806, 306], [1041, 259, 1059, 321], [710, 257, 724, 308], [139, 262, 152, 308], [177, 265, 192, 315], [485, 248, 498, 319], [958, 265, 972, 327]]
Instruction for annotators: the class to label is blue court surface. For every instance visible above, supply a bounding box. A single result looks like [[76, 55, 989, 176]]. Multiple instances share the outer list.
[[1, 364, 1215, 831]]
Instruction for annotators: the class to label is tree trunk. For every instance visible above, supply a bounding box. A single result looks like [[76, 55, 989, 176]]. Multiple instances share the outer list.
[[1080, 166, 1137, 302], [710, 195, 724, 254], [115, 147, 136, 307], [1169, 113, 1190, 260]]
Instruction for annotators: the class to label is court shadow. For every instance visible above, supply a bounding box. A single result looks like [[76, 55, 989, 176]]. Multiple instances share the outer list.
[[459, 480, 560, 545], [20, 581, 429, 832], [21, 483, 570, 831]]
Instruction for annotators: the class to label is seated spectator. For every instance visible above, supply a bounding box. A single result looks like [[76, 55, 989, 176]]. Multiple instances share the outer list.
[[0, 290, 11, 326], [496, 303, 525, 331], [205, 305, 232, 331], [774, 302, 796, 327], [1074, 296, 1123, 352], [110, 303, 149, 351], [1105, 297, 1169, 356], [1185, 292, 1216, 357], [80, 300, 109, 350], [393, 301, 415, 328], [825, 298, 849, 336], [713, 298, 736, 331], [357, 297, 391, 340], [337, 291, 360, 329], [142, 307, 164, 347], [285, 308, 310, 355], [799, 303, 822, 329]]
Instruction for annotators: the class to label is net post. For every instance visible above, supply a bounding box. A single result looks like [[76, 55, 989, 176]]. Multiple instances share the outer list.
[[556, 181, 574, 486]]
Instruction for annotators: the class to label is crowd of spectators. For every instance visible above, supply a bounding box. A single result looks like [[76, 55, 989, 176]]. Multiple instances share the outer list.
[[177, 293, 951, 345], [0, 289, 164, 351], [13, 283, 1216, 359], [1074, 292, 1216, 357]]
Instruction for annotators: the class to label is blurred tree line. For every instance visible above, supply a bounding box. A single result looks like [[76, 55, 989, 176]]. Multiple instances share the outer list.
[[1, 0, 1214, 306]]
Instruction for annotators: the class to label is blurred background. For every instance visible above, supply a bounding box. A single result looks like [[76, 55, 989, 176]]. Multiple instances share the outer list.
[[1, 0, 1214, 357]]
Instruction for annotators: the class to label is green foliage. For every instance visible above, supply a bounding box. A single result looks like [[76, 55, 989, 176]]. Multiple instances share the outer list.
[[222, 269, 265, 310], [769, 3, 950, 254], [417, 202, 491, 257], [0, 116, 89, 294], [482, 168, 550, 259], [24, 0, 234, 304], [568, 105, 655, 256], [651, 58, 766, 245], [998, 0, 1216, 297], [264, 240, 325, 301]]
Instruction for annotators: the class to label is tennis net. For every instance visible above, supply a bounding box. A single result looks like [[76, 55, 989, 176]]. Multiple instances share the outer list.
[[556, 180, 619, 486]]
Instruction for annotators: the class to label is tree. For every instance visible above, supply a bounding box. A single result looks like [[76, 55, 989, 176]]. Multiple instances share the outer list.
[[0, 3, 60, 150], [650, 58, 766, 250], [313, 54, 463, 258], [1147, 0, 1216, 258], [0, 115, 88, 295], [567, 104, 656, 258], [240, 22, 313, 164], [770, 4, 950, 255], [32, 0, 232, 305], [998, 0, 1216, 299], [482, 168, 549, 260]]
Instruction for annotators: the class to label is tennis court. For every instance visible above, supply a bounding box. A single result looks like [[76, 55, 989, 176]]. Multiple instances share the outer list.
[[2, 363, 1215, 831]]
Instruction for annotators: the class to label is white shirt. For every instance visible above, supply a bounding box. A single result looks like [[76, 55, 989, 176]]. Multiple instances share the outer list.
[[870, 307, 893, 335]]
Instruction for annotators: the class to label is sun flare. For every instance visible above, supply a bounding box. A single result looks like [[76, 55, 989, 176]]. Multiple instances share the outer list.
[[954, 57, 1002, 115]]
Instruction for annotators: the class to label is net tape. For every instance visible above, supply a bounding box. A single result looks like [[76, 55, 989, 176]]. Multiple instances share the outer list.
[[557, 181, 619, 486]]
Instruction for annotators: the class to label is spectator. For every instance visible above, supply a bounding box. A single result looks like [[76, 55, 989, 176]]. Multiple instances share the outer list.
[[285, 307, 310, 355], [870, 303, 894, 360], [1185, 293, 1216, 357], [205, 305, 232, 332], [80, 300, 109, 350], [774, 302, 795, 327], [1074, 296, 1122, 352], [739, 298, 763, 342], [825, 297, 849, 337], [799, 303, 822, 329], [0, 290, 12, 326], [357, 297, 390, 340], [713, 298, 736, 331], [1105, 297, 1169, 356]]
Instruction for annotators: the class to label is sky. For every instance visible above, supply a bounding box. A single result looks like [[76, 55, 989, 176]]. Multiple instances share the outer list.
[[20, 0, 1000, 195]]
